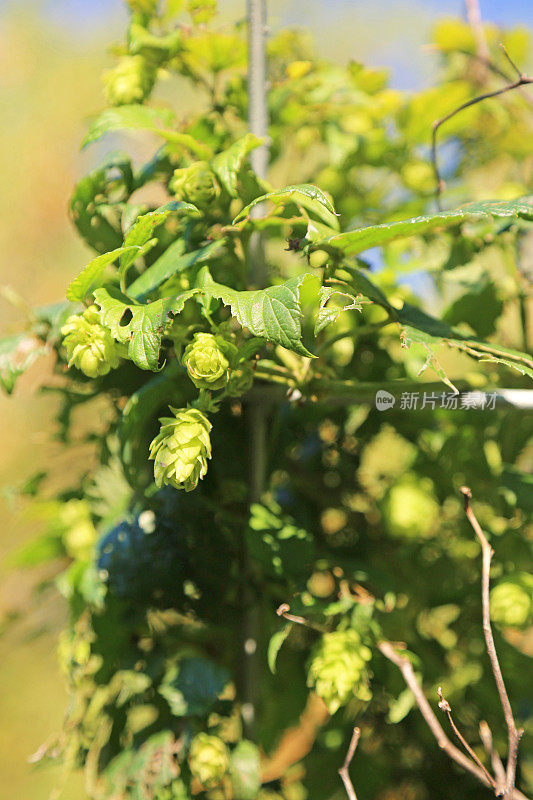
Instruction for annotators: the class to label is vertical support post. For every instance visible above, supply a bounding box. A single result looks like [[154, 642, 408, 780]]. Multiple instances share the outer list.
[[240, 0, 269, 740]]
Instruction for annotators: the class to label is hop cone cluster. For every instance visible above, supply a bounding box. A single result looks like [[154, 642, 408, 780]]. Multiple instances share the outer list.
[[127, 0, 159, 14], [307, 629, 372, 713], [61, 305, 120, 379], [103, 54, 156, 106], [170, 161, 220, 207], [188, 733, 229, 789], [490, 572, 533, 628], [149, 407, 212, 492], [182, 332, 237, 390]]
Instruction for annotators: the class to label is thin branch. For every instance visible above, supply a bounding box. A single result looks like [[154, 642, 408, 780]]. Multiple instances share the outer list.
[[431, 66, 533, 210], [377, 641, 529, 800], [338, 727, 361, 800], [480, 720, 507, 796], [437, 686, 496, 789], [460, 487, 524, 799]]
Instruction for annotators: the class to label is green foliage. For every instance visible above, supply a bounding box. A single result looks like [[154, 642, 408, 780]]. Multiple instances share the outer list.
[[2, 4, 533, 800]]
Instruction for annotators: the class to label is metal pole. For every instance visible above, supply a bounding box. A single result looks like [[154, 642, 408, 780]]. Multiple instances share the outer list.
[[240, 0, 269, 740]]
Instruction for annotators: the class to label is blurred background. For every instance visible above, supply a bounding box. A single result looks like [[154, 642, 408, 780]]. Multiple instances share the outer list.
[[0, 1, 531, 798]]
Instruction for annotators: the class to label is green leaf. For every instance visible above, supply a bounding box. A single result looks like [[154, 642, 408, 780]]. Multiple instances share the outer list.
[[230, 741, 261, 800], [316, 197, 533, 256], [397, 303, 533, 387], [128, 238, 225, 299], [66, 247, 141, 302], [93, 286, 197, 370], [201, 274, 316, 357], [315, 285, 363, 335], [0, 334, 46, 394], [388, 687, 416, 724], [233, 183, 339, 229], [82, 105, 176, 148], [268, 625, 291, 674], [212, 133, 263, 197], [159, 657, 229, 717], [70, 156, 134, 253]]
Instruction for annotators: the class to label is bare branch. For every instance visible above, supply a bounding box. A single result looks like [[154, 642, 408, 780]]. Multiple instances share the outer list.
[[377, 641, 530, 800], [339, 727, 361, 800], [431, 65, 533, 210], [437, 686, 496, 788], [480, 720, 507, 796], [460, 487, 524, 799]]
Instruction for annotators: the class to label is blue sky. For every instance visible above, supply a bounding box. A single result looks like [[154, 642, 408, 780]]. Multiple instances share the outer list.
[[1, 0, 532, 89]]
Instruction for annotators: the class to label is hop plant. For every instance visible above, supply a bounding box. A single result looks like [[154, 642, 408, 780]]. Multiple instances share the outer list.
[[382, 474, 439, 539], [188, 733, 229, 789], [169, 161, 220, 207], [187, 0, 218, 24], [226, 362, 254, 397], [61, 305, 120, 379], [149, 407, 212, 491], [103, 54, 156, 106], [182, 332, 237, 390], [490, 572, 533, 628], [127, 0, 159, 14], [307, 629, 372, 713]]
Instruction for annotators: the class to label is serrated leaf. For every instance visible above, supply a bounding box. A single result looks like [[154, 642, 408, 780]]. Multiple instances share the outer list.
[[128, 238, 225, 299], [230, 741, 261, 800], [0, 334, 46, 394], [82, 105, 176, 148], [316, 197, 533, 256], [268, 625, 291, 674], [123, 201, 200, 256], [201, 274, 315, 357], [233, 183, 339, 229], [398, 303, 533, 386], [212, 134, 263, 197], [66, 247, 141, 302], [159, 657, 229, 717], [93, 286, 197, 370], [315, 285, 363, 335]]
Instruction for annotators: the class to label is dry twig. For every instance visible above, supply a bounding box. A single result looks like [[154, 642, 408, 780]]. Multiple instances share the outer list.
[[460, 487, 524, 799], [431, 47, 533, 209], [437, 686, 496, 788], [338, 727, 361, 800], [480, 720, 507, 796]]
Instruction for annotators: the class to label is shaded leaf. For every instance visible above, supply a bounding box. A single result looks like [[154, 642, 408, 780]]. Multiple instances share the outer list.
[[212, 134, 263, 197], [128, 238, 225, 299], [159, 657, 229, 717]]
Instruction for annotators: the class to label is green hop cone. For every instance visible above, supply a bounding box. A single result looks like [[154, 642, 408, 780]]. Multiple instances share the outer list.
[[382, 474, 439, 539], [182, 333, 237, 390], [490, 572, 533, 628], [61, 305, 120, 379], [103, 55, 156, 106], [189, 733, 229, 789], [169, 161, 220, 207], [226, 362, 254, 397], [149, 407, 212, 492], [307, 629, 372, 714]]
